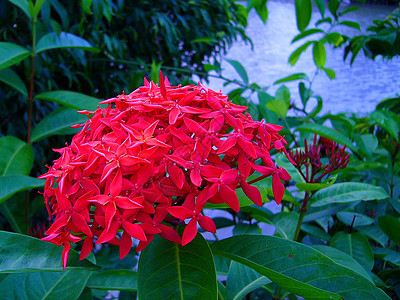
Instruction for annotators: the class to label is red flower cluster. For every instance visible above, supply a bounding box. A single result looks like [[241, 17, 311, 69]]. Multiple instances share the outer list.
[[39, 73, 292, 269]]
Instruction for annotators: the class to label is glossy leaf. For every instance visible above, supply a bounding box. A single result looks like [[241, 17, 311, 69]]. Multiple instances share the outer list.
[[271, 212, 299, 240], [304, 202, 356, 223], [0, 68, 28, 96], [137, 232, 217, 300], [0, 175, 45, 204], [0, 231, 99, 272], [310, 182, 388, 207], [295, 0, 312, 31], [301, 223, 331, 241], [31, 107, 88, 142], [87, 270, 137, 291], [289, 41, 313, 66], [328, 0, 340, 17], [273, 73, 309, 85], [0, 270, 92, 299], [35, 90, 101, 111], [291, 29, 324, 44], [356, 225, 388, 248], [266, 99, 288, 118], [313, 0, 325, 17], [227, 261, 271, 300], [36, 32, 100, 54], [378, 216, 400, 245], [370, 110, 400, 141], [338, 21, 361, 30], [295, 122, 357, 152], [296, 175, 337, 192], [311, 245, 372, 281], [312, 41, 326, 68], [226, 59, 249, 84], [0, 42, 31, 70], [233, 223, 261, 235], [337, 212, 374, 227], [330, 232, 374, 272], [211, 235, 388, 299], [8, 0, 31, 18], [0, 136, 34, 176]]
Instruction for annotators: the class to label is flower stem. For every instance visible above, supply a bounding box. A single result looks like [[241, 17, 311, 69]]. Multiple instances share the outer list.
[[293, 192, 310, 242]]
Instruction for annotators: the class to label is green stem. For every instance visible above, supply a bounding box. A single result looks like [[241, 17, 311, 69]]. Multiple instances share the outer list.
[[293, 192, 310, 242]]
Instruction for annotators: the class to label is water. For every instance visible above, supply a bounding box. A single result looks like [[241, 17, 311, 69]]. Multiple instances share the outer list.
[[206, 0, 400, 114]]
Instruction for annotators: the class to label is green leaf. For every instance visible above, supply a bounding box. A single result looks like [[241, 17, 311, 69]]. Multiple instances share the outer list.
[[0, 231, 99, 272], [339, 6, 360, 16], [276, 152, 305, 184], [295, 0, 312, 31], [295, 123, 358, 152], [32, 0, 46, 18], [291, 29, 324, 44], [226, 59, 249, 84], [323, 67, 336, 79], [31, 107, 88, 142], [338, 21, 361, 30], [191, 37, 218, 44], [35, 90, 101, 111], [271, 212, 299, 240], [370, 110, 400, 141], [373, 247, 400, 267], [0, 175, 45, 204], [211, 235, 389, 299], [328, 0, 340, 17], [289, 41, 313, 66], [330, 232, 374, 272], [310, 182, 389, 207], [137, 232, 217, 300], [325, 32, 344, 46], [0, 42, 31, 70], [233, 223, 261, 235], [337, 211, 374, 227], [35, 32, 100, 54], [0, 68, 28, 97], [8, 0, 31, 18], [311, 245, 372, 281], [0, 136, 33, 176], [296, 174, 337, 192], [378, 216, 400, 245], [0, 270, 92, 299], [273, 73, 309, 85], [313, 0, 325, 17], [87, 270, 137, 291], [227, 261, 271, 300], [301, 223, 331, 241], [312, 41, 326, 68], [304, 203, 356, 223], [266, 99, 288, 118], [356, 225, 388, 248]]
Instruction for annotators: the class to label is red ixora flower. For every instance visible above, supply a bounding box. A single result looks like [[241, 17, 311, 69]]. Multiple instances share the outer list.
[[39, 72, 293, 269]]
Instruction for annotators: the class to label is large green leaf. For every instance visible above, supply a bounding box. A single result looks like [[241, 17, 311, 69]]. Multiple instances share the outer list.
[[211, 235, 388, 299], [31, 107, 88, 142], [0, 136, 34, 176], [87, 270, 137, 291], [330, 232, 374, 272], [296, 175, 336, 192], [36, 32, 99, 54], [271, 212, 299, 240], [0, 175, 45, 204], [0, 231, 99, 273], [0, 68, 28, 96], [295, 0, 312, 31], [137, 232, 217, 300], [227, 261, 271, 300], [310, 182, 388, 207], [0, 270, 92, 299], [356, 225, 388, 248], [295, 123, 358, 152], [337, 211, 374, 227], [378, 216, 400, 245], [226, 59, 249, 84], [8, 0, 31, 18], [35, 90, 101, 111], [0, 42, 31, 70], [311, 245, 372, 281]]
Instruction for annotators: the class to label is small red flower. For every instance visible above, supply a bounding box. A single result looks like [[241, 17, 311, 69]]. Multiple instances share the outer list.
[[39, 72, 292, 269]]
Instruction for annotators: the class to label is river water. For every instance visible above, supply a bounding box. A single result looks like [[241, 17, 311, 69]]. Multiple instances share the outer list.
[[206, 0, 400, 114]]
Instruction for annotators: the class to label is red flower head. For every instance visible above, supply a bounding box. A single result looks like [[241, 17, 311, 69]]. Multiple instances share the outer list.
[[39, 72, 292, 269]]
